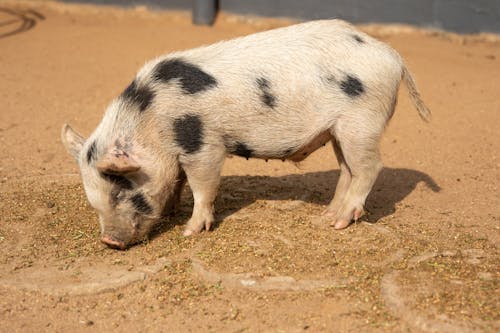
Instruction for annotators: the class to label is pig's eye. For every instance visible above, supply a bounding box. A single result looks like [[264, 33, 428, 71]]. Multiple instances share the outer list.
[[110, 186, 126, 205]]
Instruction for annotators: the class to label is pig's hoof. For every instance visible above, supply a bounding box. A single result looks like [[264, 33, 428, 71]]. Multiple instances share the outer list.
[[353, 207, 365, 220], [321, 208, 337, 217], [331, 219, 351, 229], [330, 207, 364, 229], [183, 216, 213, 236], [183, 229, 195, 236], [205, 222, 212, 231], [183, 222, 211, 236]]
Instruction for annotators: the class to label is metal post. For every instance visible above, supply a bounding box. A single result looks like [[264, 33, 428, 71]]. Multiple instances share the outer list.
[[192, 0, 217, 25]]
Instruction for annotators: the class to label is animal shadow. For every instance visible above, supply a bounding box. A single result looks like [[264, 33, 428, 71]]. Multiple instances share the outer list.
[[157, 167, 441, 234], [0, 7, 45, 39]]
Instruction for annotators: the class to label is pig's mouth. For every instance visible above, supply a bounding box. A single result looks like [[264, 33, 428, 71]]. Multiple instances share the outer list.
[[101, 234, 127, 250], [100, 217, 155, 250]]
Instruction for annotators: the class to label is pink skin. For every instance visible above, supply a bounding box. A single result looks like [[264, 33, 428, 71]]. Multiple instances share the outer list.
[[322, 207, 364, 229], [333, 219, 351, 230], [101, 235, 126, 250], [182, 222, 211, 236]]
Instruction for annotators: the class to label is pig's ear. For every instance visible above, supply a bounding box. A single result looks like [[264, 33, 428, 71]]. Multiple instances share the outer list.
[[95, 150, 141, 174], [61, 123, 85, 161]]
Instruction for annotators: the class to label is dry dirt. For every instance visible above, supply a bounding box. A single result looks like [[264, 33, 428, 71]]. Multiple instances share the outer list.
[[0, 1, 499, 332]]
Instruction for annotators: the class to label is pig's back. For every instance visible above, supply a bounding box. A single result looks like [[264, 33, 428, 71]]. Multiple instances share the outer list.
[[138, 20, 404, 157]]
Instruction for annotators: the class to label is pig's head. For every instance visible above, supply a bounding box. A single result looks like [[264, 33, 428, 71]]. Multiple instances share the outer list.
[[61, 123, 181, 250]]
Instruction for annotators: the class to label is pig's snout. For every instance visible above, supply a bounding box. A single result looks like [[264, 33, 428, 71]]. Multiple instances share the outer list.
[[101, 234, 126, 250]]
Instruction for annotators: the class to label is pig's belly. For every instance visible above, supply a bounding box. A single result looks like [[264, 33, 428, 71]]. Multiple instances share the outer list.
[[238, 129, 332, 161], [286, 130, 332, 162]]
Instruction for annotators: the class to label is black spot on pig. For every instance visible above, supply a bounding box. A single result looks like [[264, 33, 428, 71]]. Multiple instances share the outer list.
[[101, 173, 134, 191], [86, 141, 97, 164], [352, 34, 364, 43], [173, 114, 204, 154], [154, 58, 217, 94], [130, 193, 153, 215], [256, 77, 277, 109], [257, 77, 271, 89], [261, 92, 277, 109], [340, 75, 365, 97], [100, 173, 134, 206], [227, 141, 253, 159], [122, 80, 155, 112]]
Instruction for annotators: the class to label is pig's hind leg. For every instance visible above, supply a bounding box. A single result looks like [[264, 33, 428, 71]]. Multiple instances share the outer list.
[[326, 118, 384, 229], [322, 139, 352, 217]]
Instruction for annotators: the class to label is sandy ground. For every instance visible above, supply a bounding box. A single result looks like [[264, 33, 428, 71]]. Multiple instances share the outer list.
[[0, 1, 499, 332]]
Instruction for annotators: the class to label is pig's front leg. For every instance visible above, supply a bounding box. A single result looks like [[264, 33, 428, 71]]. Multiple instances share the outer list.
[[162, 169, 187, 217], [181, 151, 225, 236]]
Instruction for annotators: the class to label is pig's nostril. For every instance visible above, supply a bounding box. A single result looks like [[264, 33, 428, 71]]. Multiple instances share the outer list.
[[101, 235, 126, 250]]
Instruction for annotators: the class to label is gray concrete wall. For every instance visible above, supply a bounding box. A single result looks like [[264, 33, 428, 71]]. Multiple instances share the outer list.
[[220, 0, 500, 33], [63, 0, 500, 33]]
